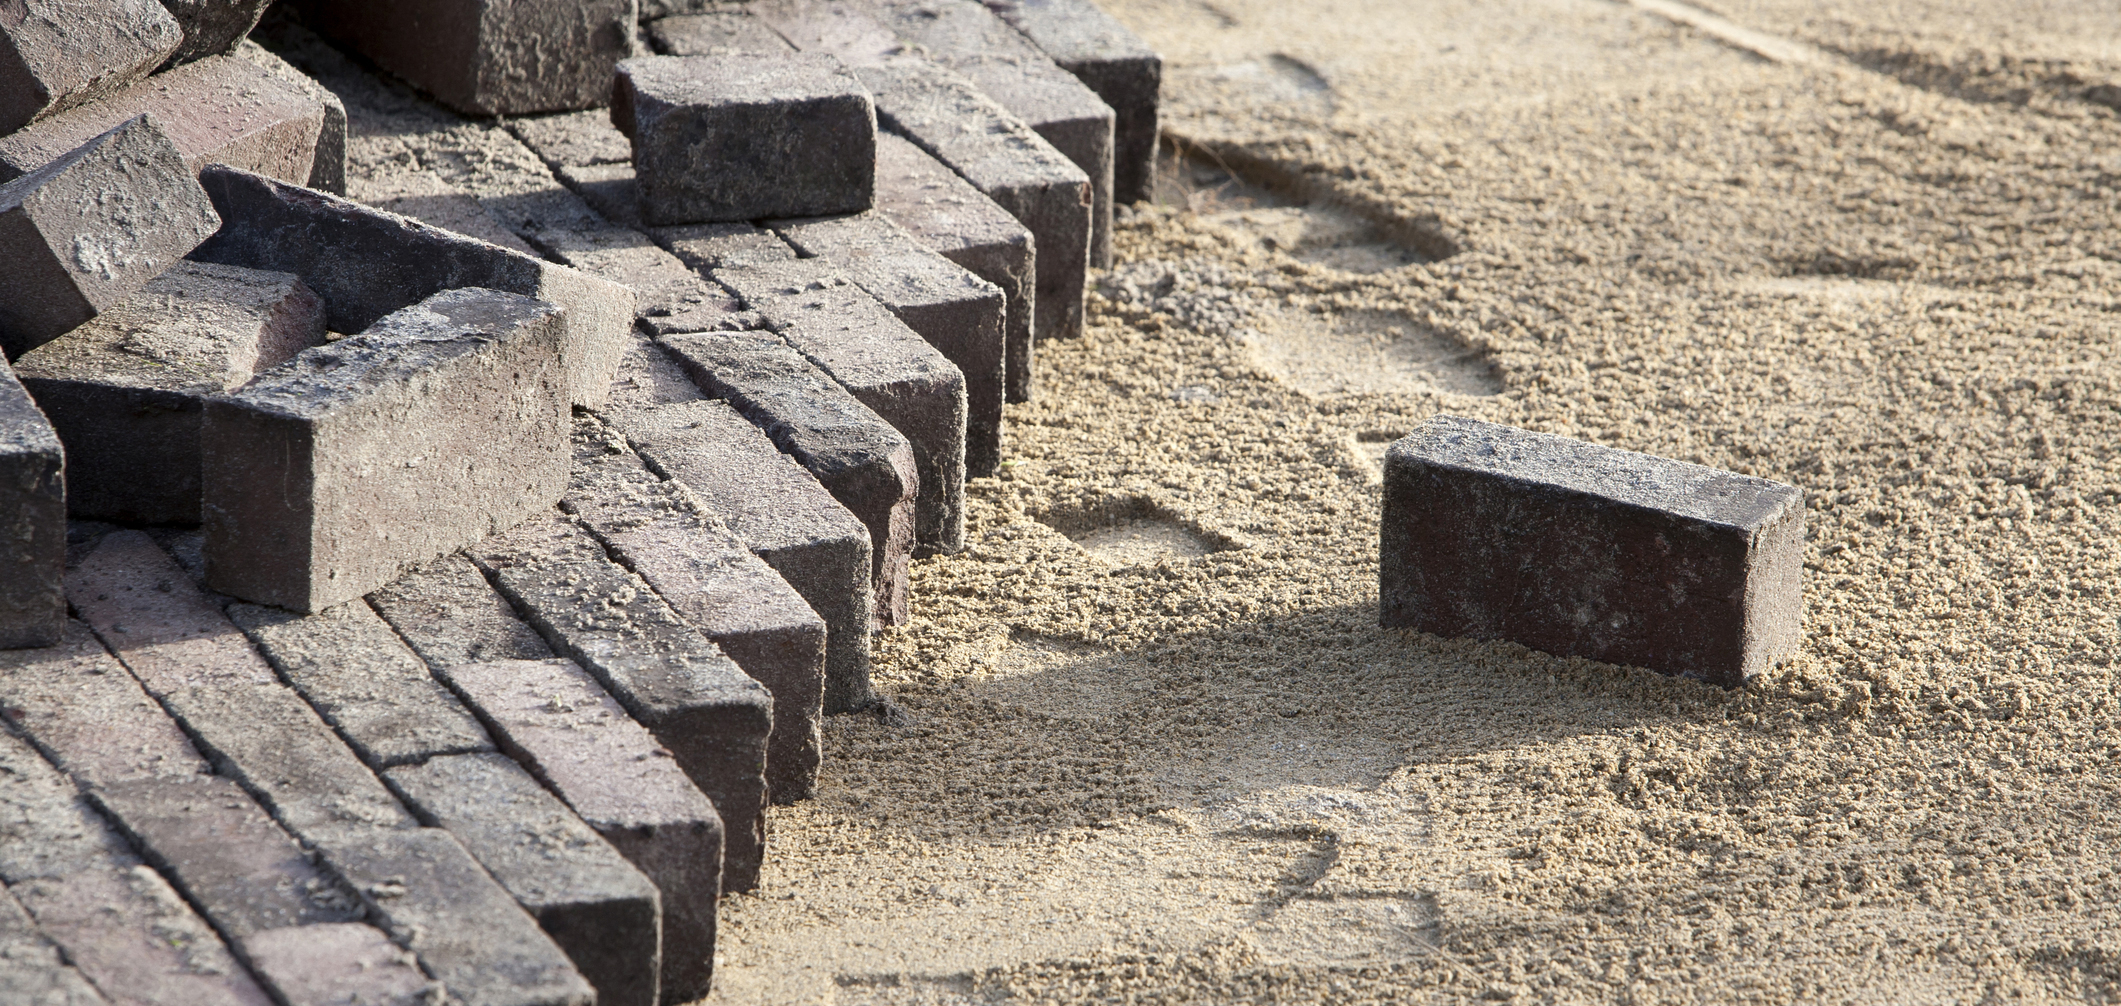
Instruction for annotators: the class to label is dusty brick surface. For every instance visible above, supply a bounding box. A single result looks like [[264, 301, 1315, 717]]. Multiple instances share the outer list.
[[297, 0, 634, 116], [242, 923, 437, 1006], [647, 10, 799, 56], [202, 288, 570, 612], [1380, 416, 1807, 688], [0, 620, 207, 786], [68, 530, 280, 695], [165, 682, 421, 839], [387, 752, 662, 1006], [15, 261, 326, 524], [0, 884, 110, 1005], [366, 553, 557, 671], [0, 0, 181, 134], [0, 359, 64, 649], [0, 115, 221, 359], [231, 40, 348, 194], [983, 0, 1161, 205], [437, 659, 727, 1003]]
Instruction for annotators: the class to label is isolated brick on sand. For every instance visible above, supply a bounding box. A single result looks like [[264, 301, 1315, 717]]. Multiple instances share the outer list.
[[1379, 415, 1806, 688], [15, 261, 326, 524], [983, 0, 1162, 205], [0, 620, 207, 786], [297, 0, 634, 116], [0, 883, 110, 1005], [0, 358, 64, 649], [366, 553, 557, 671], [202, 287, 571, 613], [0, 0, 181, 135]]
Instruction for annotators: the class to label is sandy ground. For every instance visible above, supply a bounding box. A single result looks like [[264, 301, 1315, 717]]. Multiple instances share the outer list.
[[308, 1, 2121, 1001]]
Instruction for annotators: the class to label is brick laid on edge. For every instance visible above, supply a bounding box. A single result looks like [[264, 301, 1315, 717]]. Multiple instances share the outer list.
[[367, 553, 558, 671], [296, 0, 634, 116], [983, 0, 1162, 205], [0, 0, 181, 135], [1379, 415, 1806, 688], [0, 359, 64, 649], [0, 883, 110, 1005]]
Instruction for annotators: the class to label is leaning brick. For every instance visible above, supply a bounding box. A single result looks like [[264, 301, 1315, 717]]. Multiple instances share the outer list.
[[15, 261, 326, 525], [873, 130, 1038, 403], [201, 287, 571, 613], [242, 924, 436, 1006], [296, 0, 634, 116], [647, 9, 800, 56], [469, 515, 775, 894], [386, 752, 662, 1006], [568, 414, 827, 803], [0, 0, 181, 135], [771, 211, 1007, 477], [366, 553, 558, 671], [191, 165, 635, 408], [0, 883, 111, 1005], [0, 359, 65, 649], [983, 0, 1161, 206], [0, 620, 208, 786], [232, 40, 349, 194], [435, 658, 727, 1003], [622, 398, 879, 713], [1380, 415, 1806, 688], [658, 329, 916, 625], [0, 115, 221, 359]]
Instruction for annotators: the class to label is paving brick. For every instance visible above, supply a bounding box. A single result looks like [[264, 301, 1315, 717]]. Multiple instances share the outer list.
[[716, 258, 968, 554], [508, 110, 636, 172], [296, 0, 634, 116], [469, 515, 774, 893], [366, 553, 557, 671], [201, 287, 571, 613], [309, 827, 594, 1006], [622, 399, 878, 713], [0, 0, 181, 135], [168, 682, 423, 838], [604, 328, 716, 418], [242, 923, 436, 1006], [359, 171, 542, 256], [232, 40, 348, 194], [0, 883, 110, 1005], [435, 659, 726, 1003], [613, 53, 877, 225], [387, 752, 661, 1006], [15, 261, 326, 524], [0, 115, 221, 359], [1380, 416, 1807, 688], [983, 0, 1160, 205], [0, 619, 208, 787], [873, 130, 1038, 403], [738, 0, 902, 73], [659, 329, 915, 625], [0, 55, 327, 188], [0, 359, 64, 649], [647, 10, 800, 56], [158, 0, 276, 67], [569, 414, 827, 803], [68, 530, 281, 695], [772, 211, 1007, 477], [191, 165, 635, 408], [659, 219, 802, 273], [523, 218, 746, 335], [228, 600, 493, 768]]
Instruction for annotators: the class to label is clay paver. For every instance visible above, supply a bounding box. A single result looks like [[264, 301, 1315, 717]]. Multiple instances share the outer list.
[[622, 399, 878, 714], [0, 619, 208, 787], [658, 329, 916, 627], [387, 752, 663, 1006], [771, 210, 1008, 477], [367, 553, 557, 671], [613, 53, 877, 225], [0, 883, 111, 1005], [0, 358, 64, 649], [436, 659, 728, 1002], [298, 0, 634, 115], [1380, 415, 1806, 688], [0, 115, 222, 359], [242, 923, 437, 1006], [873, 130, 1038, 403], [0, 0, 181, 134], [984, 0, 1162, 205], [568, 414, 828, 803], [648, 10, 801, 56], [201, 287, 571, 613], [468, 515, 774, 894], [232, 40, 348, 194], [14, 261, 326, 524]]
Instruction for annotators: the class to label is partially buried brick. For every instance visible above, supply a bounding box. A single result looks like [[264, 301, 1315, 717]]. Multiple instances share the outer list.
[[983, 0, 1161, 206], [1379, 415, 1806, 689], [386, 752, 662, 1006], [0, 115, 221, 359], [771, 211, 1007, 477], [296, 0, 634, 115], [435, 658, 727, 1003], [0, 883, 111, 1005], [0, 0, 181, 135], [0, 619, 208, 787], [14, 261, 326, 525], [201, 287, 571, 613], [569, 413, 827, 803], [470, 515, 774, 894], [659, 329, 915, 625], [0, 359, 64, 649], [647, 9, 799, 56], [366, 553, 557, 670], [156, 0, 276, 68], [613, 53, 877, 225]]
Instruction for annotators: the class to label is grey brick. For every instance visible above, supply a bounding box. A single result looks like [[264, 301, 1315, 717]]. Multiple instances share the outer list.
[[0, 884, 110, 1005], [0, 0, 181, 135], [508, 110, 635, 173], [15, 261, 326, 525], [241, 924, 437, 1006], [201, 288, 571, 613], [647, 10, 799, 56], [1380, 416, 1807, 689], [983, 0, 1160, 205], [0, 115, 221, 359], [366, 553, 557, 671], [295, 0, 635, 116], [0, 359, 64, 649], [232, 40, 349, 194], [604, 328, 717, 417], [0, 620, 208, 787], [157, 0, 276, 67], [387, 752, 662, 1006], [523, 218, 746, 335]]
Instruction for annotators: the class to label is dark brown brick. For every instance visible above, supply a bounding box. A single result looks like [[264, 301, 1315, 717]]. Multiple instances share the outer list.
[[983, 0, 1161, 205], [0, 0, 181, 135], [157, 0, 276, 67]]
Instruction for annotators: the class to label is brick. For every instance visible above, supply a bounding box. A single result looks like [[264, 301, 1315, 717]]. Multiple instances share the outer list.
[[523, 218, 746, 335], [242, 924, 436, 1006], [509, 110, 635, 172], [191, 165, 635, 408], [659, 219, 801, 273], [569, 414, 827, 803], [739, 0, 901, 72], [873, 130, 1037, 403], [168, 682, 423, 838], [715, 258, 968, 554], [68, 530, 281, 695], [309, 827, 594, 1006], [359, 172, 541, 256], [622, 399, 878, 713], [435, 659, 726, 1003], [647, 10, 799, 56], [0, 619, 208, 787], [0, 883, 110, 1005], [228, 600, 493, 768], [366, 553, 557, 671], [15, 261, 326, 524], [0, 0, 181, 135], [855, 58, 1090, 341], [231, 41, 347, 194], [201, 287, 572, 613], [158, 0, 276, 67], [0, 55, 327, 188], [1380, 416, 1806, 688], [0, 360, 64, 649], [772, 211, 1007, 477], [613, 53, 877, 225], [659, 329, 915, 625], [604, 328, 716, 417], [0, 115, 221, 359], [469, 515, 774, 893], [983, 0, 1161, 205], [386, 752, 661, 1006], [296, 0, 634, 116]]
